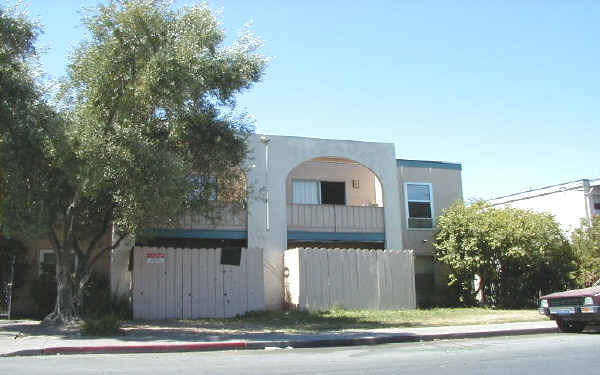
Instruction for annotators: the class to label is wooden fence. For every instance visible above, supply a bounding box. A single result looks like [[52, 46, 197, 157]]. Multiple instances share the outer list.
[[132, 247, 264, 319], [284, 248, 416, 311]]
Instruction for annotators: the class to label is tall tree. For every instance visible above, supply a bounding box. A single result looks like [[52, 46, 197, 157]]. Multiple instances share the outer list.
[[1, 0, 266, 323], [572, 216, 600, 287], [434, 201, 576, 307]]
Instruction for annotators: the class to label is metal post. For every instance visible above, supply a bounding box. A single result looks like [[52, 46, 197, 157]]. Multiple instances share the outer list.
[[6, 255, 15, 320]]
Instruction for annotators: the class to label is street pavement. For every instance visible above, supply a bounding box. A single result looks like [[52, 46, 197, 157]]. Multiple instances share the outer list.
[[1, 332, 600, 374], [0, 319, 558, 356]]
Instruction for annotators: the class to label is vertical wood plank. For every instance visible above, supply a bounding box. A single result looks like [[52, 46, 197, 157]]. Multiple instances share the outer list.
[[320, 249, 331, 310], [214, 249, 225, 318], [131, 247, 139, 319], [327, 250, 341, 308], [367, 250, 379, 309], [190, 250, 200, 318], [182, 248, 192, 319], [165, 248, 174, 318], [388, 251, 402, 309], [174, 248, 183, 319], [298, 249, 308, 310], [198, 250, 209, 318], [158, 247, 167, 319], [348, 249, 359, 308], [206, 248, 217, 318], [305, 249, 317, 310], [132, 247, 144, 319], [313, 249, 324, 310], [355, 250, 368, 309]]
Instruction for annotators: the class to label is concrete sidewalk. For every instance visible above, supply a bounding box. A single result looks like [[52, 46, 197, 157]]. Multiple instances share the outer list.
[[0, 320, 558, 357]]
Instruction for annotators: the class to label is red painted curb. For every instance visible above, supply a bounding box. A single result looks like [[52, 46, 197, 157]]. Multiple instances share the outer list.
[[42, 341, 247, 355]]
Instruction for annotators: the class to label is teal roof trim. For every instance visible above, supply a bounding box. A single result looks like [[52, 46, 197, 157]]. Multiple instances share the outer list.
[[153, 229, 247, 240], [396, 159, 462, 170]]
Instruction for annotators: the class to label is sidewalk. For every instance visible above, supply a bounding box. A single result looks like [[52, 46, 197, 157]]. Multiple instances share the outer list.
[[0, 319, 558, 357]]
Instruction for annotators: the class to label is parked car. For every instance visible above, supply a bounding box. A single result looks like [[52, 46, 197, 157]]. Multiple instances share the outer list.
[[539, 280, 600, 333]]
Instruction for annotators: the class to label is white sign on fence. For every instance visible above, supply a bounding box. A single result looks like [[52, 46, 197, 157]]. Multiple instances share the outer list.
[[146, 252, 166, 264]]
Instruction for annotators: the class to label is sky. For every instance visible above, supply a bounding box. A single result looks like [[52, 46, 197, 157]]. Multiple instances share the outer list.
[[20, 0, 600, 200]]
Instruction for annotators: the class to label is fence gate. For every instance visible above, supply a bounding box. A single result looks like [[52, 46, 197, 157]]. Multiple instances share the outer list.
[[284, 248, 416, 311], [132, 247, 264, 320]]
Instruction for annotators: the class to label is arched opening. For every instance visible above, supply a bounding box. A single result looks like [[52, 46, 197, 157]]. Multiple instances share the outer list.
[[285, 156, 385, 249]]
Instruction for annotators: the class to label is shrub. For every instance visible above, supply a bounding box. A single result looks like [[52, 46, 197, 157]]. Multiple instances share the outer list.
[[83, 273, 132, 319], [82, 314, 122, 336], [572, 217, 600, 287], [434, 200, 576, 307]]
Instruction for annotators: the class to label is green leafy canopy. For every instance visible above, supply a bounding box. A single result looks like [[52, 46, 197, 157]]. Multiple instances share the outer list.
[[572, 216, 600, 287], [1, 0, 266, 322], [434, 200, 576, 307]]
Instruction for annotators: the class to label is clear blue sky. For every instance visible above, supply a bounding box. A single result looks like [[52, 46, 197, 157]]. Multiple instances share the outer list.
[[23, 0, 600, 200]]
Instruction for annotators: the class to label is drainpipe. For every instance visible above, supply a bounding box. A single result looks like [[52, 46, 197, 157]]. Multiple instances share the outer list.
[[583, 179, 592, 226], [260, 136, 271, 231]]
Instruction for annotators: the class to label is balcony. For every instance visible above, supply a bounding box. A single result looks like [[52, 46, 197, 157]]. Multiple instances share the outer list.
[[287, 204, 384, 233], [155, 206, 247, 240], [179, 207, 247, 231]]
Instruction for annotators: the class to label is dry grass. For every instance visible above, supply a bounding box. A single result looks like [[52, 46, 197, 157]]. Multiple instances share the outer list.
[[127, 308, 546, 333]]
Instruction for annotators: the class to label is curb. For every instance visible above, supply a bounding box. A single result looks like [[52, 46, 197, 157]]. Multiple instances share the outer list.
[[2, 327, 557, 357], [249, 327, 558, 349]]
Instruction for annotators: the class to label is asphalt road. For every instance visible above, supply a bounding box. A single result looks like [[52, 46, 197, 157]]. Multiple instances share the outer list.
[[2, 332, 600, 374]]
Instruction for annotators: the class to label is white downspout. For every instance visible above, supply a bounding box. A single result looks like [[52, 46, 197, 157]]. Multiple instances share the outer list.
[[583, 179, 592, 226], [260, 136, 271, 231]]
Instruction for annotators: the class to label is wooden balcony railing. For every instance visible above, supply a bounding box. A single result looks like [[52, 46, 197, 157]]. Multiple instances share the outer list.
[[287, 204, 384, 233], [174, 207, 247, 231]]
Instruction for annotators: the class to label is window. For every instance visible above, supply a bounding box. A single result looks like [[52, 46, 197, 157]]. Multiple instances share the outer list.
[[292, 180, 321, 204], [320, 181, 346, 205], [594, 197, 600, 211], [39, 249, 56, 276], [190, 176, 218, 201], [39, 249, 78, 276], [405, 183, 434, 229], [292, 180, 346, 205]]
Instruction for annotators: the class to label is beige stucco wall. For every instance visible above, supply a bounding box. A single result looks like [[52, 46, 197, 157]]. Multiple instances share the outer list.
[[397, 165, 463, 255], [247, 134, 403, 309], [12, 236, 111, 317], [286, 160, 380, 206]]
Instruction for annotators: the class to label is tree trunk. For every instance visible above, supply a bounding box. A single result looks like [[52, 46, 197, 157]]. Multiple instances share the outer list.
[[43, 248, 81, 325], [478, 275, 487, 305]]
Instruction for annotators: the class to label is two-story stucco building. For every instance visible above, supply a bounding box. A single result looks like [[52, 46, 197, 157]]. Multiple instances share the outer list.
[[109, 134, 463, 312], [10, 134, 462, 317]]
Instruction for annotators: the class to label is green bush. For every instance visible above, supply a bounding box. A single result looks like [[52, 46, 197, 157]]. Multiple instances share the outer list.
[[82, 314, 122, 336], [572, 217, 600, 287], [434, 200, 576, 308], [83, 273, 132, 319]]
